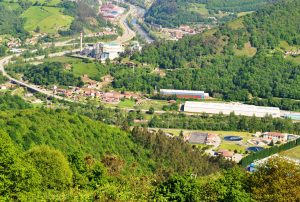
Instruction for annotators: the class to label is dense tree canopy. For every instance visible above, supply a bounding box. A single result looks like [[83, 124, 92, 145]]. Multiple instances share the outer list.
[[129, 0, 300, 109], [145, 0, 271, 27], [7, 62, 84, 87], [153, 157, 300, 201], [25, 145, 73, 190]]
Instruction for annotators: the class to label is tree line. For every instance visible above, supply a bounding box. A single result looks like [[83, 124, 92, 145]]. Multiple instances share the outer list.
[[152, 157, 300, 201], [7, 62, 84, 87], [149, 112, 300, 134], [240, 137, 300, 166]]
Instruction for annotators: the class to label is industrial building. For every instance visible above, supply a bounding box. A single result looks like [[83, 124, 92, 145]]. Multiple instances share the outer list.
[[81, 42, 124, 61], [186, 132, 218, 145], [184, 101, 281, 118], [160, 89, 209, 99]]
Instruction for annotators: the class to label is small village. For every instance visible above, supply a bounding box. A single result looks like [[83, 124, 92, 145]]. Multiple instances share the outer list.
[[99, 3, 125, 23], [54, 74, 142, 104]]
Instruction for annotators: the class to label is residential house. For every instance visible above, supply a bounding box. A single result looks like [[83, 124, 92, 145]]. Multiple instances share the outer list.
[[263, 132, 288, 142]]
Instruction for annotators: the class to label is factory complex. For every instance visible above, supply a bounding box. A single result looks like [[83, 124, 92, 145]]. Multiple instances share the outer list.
[[81, 42, 124, 61], [184, 101, 281, 118], [160, 89, 210, 99]]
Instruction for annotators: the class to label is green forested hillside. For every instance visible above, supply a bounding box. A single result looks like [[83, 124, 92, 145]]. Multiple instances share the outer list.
[[7, 62, 84, 87], [207, 0, 270, 12], [130, 0, 300, 109], [0, 3, 28, 39], [0, 0, 107, 37], [0, 101, 232, 200], [145, 0, 210, 27], [145, 0, 270, 27]]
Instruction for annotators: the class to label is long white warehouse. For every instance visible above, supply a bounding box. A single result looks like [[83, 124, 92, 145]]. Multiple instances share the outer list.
[[184, 101, 280, 118]]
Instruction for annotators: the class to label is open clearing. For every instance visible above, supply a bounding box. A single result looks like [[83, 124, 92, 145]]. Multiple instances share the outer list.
[[286, 55, 300, 64], [234, 42, 257, 57], [280, 146, 300, 160], [44, 56, 108, 80], [21, 6, 73, 34], [189, 3, 209, 16], [228, 18, 244, 30]]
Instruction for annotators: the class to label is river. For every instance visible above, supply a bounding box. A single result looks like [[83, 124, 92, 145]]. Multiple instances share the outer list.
[[130, 5, 154, 43]]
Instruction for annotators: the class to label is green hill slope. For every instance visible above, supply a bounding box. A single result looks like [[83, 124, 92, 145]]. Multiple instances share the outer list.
[[0, 94, 231, 200], [21, 6, 73, 33], [145, 0, 270, 27], [129, 0, 300, 109], [0, 0, 108, 37]]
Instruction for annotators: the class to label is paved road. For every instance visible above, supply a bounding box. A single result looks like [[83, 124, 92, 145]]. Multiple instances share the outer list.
[[113, 4, 136, 44], [24, 49, 80, 62], [130, 5, 154, 43], [0, 53, 76, 102], [0, 3, 138, 102]]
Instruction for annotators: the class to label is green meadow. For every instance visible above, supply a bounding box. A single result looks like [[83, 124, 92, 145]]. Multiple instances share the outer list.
[[21, 6, 73, 34]]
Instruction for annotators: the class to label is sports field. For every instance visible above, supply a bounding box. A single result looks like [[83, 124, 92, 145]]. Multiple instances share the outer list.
[[21, 6, 73, 34]]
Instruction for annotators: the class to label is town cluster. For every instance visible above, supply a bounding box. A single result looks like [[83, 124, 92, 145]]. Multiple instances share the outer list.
[[99, 3, 125, 22], [54, 75, 141, 104]]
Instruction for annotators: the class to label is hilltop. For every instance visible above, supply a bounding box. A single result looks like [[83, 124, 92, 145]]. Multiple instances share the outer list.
[[128, 0, 300, 110]]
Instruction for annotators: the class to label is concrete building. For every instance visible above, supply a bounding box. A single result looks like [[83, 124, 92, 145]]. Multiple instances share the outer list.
[[187, 132, 208, 144], [186, 132, 218, 145], [82, 42, 124, 61], [160, 89, 209, 100], [184, 101, 281, 118], [263, 132, 288, 142]]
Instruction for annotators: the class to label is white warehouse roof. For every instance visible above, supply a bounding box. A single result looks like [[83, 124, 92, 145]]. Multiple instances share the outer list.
[[184, 101, 280, 118], [160, 89, 206, 95]]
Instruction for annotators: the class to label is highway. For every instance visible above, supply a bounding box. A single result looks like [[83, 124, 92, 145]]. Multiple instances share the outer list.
[[0, 2, 139, 101], [113, 4, 136, 44], [0, 52, 77, 102]]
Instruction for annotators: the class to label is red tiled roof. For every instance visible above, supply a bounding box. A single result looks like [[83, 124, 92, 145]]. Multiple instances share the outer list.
[[265, 132, 285, 137]]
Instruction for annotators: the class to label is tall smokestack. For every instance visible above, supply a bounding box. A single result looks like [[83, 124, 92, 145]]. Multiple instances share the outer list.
[[80, 32, 83, 52]]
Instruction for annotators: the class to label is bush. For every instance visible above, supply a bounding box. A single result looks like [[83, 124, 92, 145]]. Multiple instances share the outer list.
[[26, 145, 73, 190]]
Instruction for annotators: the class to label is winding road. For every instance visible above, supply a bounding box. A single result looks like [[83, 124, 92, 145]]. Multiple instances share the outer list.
[[0, 3, 138, 101], [113, 4, 136, 44]]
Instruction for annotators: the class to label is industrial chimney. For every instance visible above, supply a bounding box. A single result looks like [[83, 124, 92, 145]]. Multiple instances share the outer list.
[[80, 32, 83, 52]]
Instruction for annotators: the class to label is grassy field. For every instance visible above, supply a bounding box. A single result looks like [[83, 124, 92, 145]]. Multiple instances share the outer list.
[[118, 99, 136, 108], [137, 99, 170, 111], [280, 146, 300, 160], [21, 6, 73, 34], [278, 40, 300, 51], [286, 55, 300, 64], [44, 56, 107, 80], [237, 11, 254, 17], [189, 3, 209, 16], [114, 99, 170, 111], [228, 18, 244, 30], [234, 42, 257, 57]]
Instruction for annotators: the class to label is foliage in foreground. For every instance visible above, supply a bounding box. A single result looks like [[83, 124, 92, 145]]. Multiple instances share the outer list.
[[0, 106, 232, 200], [153, 157, 300, 201]]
